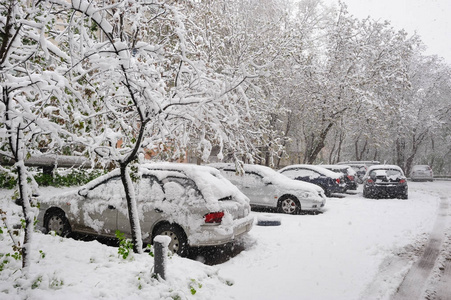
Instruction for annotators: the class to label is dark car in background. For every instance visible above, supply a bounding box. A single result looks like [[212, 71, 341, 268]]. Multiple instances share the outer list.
[[337, 161, 380, 184], [363, 165, 408, 199], [278, 164, 347, 197], [320, 165, 358, 190]]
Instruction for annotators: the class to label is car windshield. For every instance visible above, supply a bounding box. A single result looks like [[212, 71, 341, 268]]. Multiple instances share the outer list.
[[370, 169, 403, 181], [413, 165, 430, 171]]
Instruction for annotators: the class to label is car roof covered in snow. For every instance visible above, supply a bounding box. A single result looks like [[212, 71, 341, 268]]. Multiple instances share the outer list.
[[209, 163, 325, 193], [365, 165, 405, 176], [78, 163, 249, 205], [319, 164, 357, 175], [278, 164, 342, 179]]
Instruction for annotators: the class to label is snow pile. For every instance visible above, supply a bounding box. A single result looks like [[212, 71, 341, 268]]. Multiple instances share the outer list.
[[0, 234, 233, 300]]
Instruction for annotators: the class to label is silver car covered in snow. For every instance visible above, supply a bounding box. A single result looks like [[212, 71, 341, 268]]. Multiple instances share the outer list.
[[410, 165, 434, 182], [37, 163, 254, 256], [209, 163, 326, 214]]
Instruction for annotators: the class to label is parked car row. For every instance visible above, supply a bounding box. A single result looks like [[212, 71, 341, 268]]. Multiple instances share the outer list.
[[36, 162, 339, 257], [36, 161, 431, 257]]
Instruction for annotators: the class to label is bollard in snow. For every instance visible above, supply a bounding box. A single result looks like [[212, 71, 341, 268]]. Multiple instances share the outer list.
[[153, 235, 171, 280]]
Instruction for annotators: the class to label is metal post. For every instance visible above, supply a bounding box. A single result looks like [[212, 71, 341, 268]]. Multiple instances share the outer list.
[[153, 235, 171, 280]]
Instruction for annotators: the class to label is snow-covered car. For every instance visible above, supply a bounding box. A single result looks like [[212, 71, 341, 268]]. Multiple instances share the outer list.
[[37, 163, 254, 256], [410, 165, 434, 182], [320, 164, 358, 190], [209, 163, 326, 214], [278, 164, 347, 197], [362, 165, 408, 199], [337, 161, 379, 183], [337, 160, 380, 167]]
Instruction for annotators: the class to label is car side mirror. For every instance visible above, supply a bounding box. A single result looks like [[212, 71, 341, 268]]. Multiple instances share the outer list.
[[78, 189, 88, 197], [262, 178, 272, 185]]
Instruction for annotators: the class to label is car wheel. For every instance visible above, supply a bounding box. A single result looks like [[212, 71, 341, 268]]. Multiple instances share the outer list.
[[321, 187, 331, 197], [153, 223, 189, 257], [44, 209, 71, 237], [400, 194, 408, 200], [363, 188, 370, 198], [278, 197, 300, 215], [325, 191, 332, 197]]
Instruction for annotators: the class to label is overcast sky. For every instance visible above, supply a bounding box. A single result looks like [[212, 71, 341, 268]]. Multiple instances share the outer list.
[[325, 0, 451, 64]]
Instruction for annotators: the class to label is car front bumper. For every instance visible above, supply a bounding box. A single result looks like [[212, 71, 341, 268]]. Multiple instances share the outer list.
[[303, 198, 326, 211]]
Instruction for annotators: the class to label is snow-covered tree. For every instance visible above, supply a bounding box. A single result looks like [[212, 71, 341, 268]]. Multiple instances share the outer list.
[[392, 54, 451, 175], [281, 2, 420, 164], [48, 0, 281, 252], [183, 0, 293, 165], [0, 0, 82, 268]]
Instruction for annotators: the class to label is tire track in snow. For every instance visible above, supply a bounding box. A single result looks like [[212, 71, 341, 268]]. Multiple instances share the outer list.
[[392, 196, 450, 300], [437, 258, 451, 300], [433, 219, 451, 300]]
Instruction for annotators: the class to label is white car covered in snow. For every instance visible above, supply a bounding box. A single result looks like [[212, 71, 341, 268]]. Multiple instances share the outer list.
[[209, 163, 326, 214], [37, 163, 254, 256]]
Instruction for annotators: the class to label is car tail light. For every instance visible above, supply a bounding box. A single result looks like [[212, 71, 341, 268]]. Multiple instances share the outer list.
[[336, 178, 341, 184], [204, 212, 224, 223], [367, 179, 374, 184], [399, 179, 406, 184], [347, 175, 354, 181]]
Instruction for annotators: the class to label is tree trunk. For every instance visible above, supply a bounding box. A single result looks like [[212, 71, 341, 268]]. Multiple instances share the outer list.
[[17, 162, 33, 269], [120, 164, 143, 254], [328, 142, 335, 164], [306, 123, 334, 164], [335, 130, 345, 164], [276, 113, 293, 169], [5, 88, 33, 269], [396, 138, 406, 169], [405, 131, 428, 176], [430, 136, 435, 168], [9, 127, 33, 269], [358, 139, 368, 161]]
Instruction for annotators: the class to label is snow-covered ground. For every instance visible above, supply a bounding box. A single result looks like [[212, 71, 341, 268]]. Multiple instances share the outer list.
[[0, 181, 449, 299]]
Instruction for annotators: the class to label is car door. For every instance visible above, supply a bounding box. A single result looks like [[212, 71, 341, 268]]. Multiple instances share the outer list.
[[281, 167, 324, 186], [116, 175, 165, 242], [79, 177, 122, 236], [299, 168, 323, 185], [223, 170, 272, 206], [281, 168, 310, 181]]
